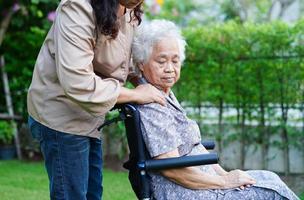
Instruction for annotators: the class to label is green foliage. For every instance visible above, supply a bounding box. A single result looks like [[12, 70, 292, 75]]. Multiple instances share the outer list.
[[181, 20, 304, 103], [1, 0, 58, 117], [174, 20, 304, 152], [0, 121, 13, 145]]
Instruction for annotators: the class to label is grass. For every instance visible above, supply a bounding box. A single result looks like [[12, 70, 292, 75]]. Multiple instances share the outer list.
[[0, 160, 303, 200], [0, 160, 136, 200]]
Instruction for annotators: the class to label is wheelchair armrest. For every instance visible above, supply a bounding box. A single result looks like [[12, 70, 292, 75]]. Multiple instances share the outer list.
[[141, 153, 218, 171], [201, 140, 215, 150]]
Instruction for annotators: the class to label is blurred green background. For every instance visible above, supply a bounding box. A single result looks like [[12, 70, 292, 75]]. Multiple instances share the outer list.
[[0, 0, 304, 199]]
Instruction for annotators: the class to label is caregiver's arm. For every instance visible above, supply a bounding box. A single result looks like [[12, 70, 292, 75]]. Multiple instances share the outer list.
[[156, 149, 256, 190], [117, 84, 166, 106]]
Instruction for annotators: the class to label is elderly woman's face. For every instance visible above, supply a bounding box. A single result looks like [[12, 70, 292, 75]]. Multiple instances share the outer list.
[[140, 37, 181, 94]]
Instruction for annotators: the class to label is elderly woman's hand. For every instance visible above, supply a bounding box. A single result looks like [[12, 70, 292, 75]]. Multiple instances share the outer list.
[[133, 84, 166, 106], [222, 169, 256, 189]]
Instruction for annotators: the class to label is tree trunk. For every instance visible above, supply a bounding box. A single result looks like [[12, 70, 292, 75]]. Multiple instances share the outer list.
[[197, 104, 202, 132], [197, 80, 202, 132], [1, 56, 22, 159], [235, 64, 243, 168], [240, 105, 246, 169], [217, 97, 224, 155], [278, 68, 290, 176], [257, 66, 268, 169], [0, 6, 15, 46], [217, 62, 224, 155], [281, 106, 290, 176]]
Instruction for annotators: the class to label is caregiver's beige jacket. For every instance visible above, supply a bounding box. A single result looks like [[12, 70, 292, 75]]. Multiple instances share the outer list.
[[27, 0, 137, 138]]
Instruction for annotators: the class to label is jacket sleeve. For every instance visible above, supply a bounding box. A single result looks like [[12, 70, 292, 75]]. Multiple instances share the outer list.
[[54, 0, 120, 117]]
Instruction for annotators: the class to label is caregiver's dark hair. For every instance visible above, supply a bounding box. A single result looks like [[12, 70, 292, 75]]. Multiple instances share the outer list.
[[91, 0, 143, 39]]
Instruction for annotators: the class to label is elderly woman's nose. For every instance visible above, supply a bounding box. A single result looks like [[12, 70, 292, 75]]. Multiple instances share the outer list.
[[164, 62, 174, 72]]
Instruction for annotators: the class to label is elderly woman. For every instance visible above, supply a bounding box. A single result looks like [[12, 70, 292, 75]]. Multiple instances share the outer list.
[[131, 19, 299, 200]]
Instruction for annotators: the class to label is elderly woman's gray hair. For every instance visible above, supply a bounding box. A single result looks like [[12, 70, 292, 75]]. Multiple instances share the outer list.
[[132, 19, 186, 66]]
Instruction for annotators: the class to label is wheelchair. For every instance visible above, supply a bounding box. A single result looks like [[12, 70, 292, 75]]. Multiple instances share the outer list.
[[99, 103, 219, 200]]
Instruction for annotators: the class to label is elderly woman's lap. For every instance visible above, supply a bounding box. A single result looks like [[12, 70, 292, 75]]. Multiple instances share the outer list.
[[221, 187, 285, 200], [246, 170, 298, 200], [151, 170, 295, 200], [153, 182, 284, 200]]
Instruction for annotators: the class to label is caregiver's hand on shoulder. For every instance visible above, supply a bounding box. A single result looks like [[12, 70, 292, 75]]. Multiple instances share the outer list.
[[117, 84, 166, 106], [222, 169, 256, 189], [133, 84, 166, 106]]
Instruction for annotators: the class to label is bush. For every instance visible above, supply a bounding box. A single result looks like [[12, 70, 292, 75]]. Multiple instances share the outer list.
[[0, 121, 14, 145]]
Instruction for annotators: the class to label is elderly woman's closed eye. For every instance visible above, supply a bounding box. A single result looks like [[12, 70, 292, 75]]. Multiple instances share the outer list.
[[131, 19, 299, 200]]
